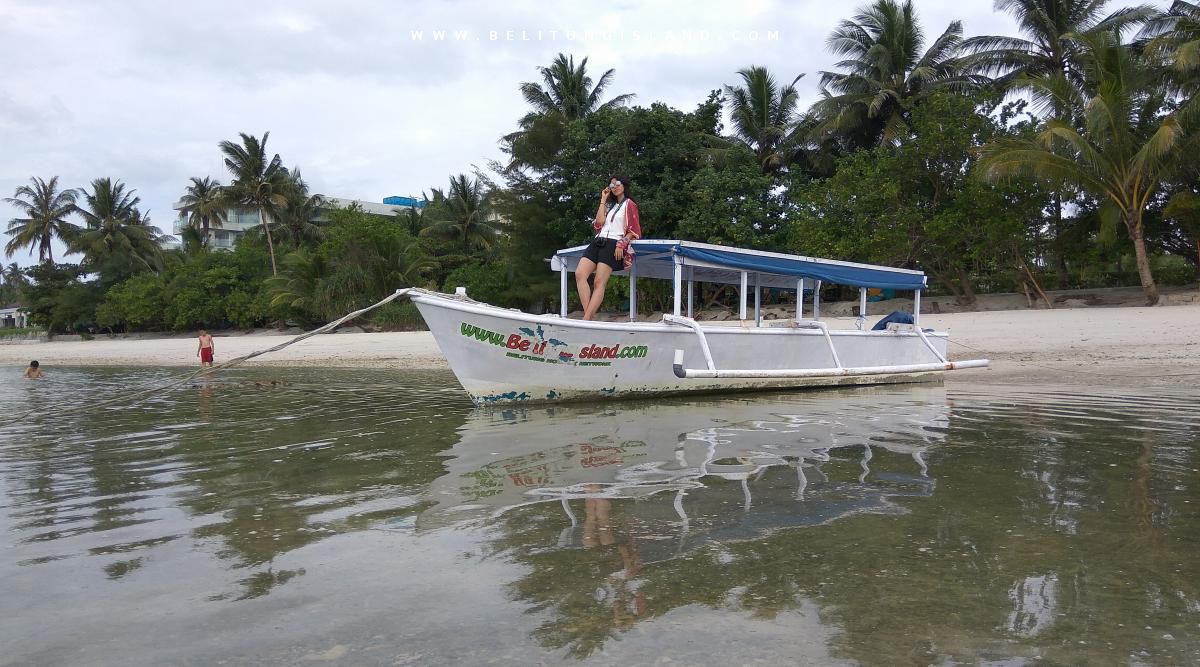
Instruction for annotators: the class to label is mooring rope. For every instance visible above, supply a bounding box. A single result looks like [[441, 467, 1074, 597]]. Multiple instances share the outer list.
[[3, 288, 417, 426]]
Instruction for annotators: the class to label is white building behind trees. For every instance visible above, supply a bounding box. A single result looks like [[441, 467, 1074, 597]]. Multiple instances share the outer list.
[[171, 195, 425, 249]]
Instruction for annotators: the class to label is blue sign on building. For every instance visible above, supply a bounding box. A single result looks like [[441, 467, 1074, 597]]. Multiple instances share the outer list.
[[383, 195, 426, 208]]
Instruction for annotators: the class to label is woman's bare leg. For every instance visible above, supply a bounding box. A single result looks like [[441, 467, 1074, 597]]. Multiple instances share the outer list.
[[575, 258, 597, 317], [584, 263, 614, 320]]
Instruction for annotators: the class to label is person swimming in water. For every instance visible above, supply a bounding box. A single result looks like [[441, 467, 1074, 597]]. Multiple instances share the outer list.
[[22, 360, 44, 379]]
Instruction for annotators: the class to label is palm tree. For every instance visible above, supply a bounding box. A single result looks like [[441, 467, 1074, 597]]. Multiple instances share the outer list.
[[419, 175, 499, 251], [812, 0, 981, 147], [1144, 2, 1200, 83], [177, 176, 228, 246], [722, 67, 805, 173], [506, 54, 634, 169], [374, 236, 439, 292], [1, 262, 28, 305], [400, 196, 431, 237], [963, 0, 1157, 99], [177, 226, 208, 256], [73, 178, 165, 278], [980, 33, 1199, 305], [273, 169, 325, 247], [961, 1, 1157, 287], [266, 249, 332, 319], [219, 132, 289, 274], [3, 176, 79, 264], [519, 53, 635, 122], [1168, 1, 1200, 72]]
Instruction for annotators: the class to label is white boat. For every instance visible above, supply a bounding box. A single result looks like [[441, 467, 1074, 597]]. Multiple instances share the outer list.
[[405, 240, 987, 405]]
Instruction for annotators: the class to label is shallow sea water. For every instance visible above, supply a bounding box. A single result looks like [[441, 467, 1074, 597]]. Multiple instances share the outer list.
[[1, 367, 1198, 666]]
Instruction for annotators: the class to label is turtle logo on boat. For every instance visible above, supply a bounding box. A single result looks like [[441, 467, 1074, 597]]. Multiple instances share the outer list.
[[459, 321, 648, 367]]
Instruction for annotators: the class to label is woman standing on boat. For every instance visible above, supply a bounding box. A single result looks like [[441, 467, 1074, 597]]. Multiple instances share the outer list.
[[577, 176, 641, 320]]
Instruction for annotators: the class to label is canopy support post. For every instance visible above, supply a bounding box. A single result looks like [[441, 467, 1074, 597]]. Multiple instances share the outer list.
[[796, 279, 804, 323], [687, 267, 694, 319], [859, 287, 867, 325], [814, 280, 822, 320], [629, 261, 637, 323], [560, 266, 568, 317], [672, 255, 683, 317], [913, 289, 921, 327], [754, 272, 761, 326], [739, 271, 748, 321]]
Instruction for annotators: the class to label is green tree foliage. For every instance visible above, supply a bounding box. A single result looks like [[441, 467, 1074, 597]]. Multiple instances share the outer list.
[[519, 53, 636, 122], [98, 237, 274, 331], [813, 0, 981, 147], [721, 67, 806, 173], [265, 248, 330, 318], [506, 53, 635, 170], [962, 0, 1158, 285], [496, 98, 723, 309], [3, 176, 79, 264], [272, 169, 325, 247], [963, 0, 1157, 97], [419, 174, 499, 251], [95, 273, 166, 330], [1, 262, 29, 305], [980, 32, 1200, 305], [267, 207, 438, 324], [790, 93, 1049, 303], [1164, 190, 1200, 265], [678, 156, 786, 249], [20, 263, 100, 333], [399, 193, 438, 237], [442, 263, 514, 306], [219, 132, 289, 275], [1143, 1, 1200, 80], [177, 176, 228, 244], [73, 178, 166, 283]]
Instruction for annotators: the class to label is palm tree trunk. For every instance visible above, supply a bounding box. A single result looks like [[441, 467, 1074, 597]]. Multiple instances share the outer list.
[[1126, 210, 1159, 306], [260, 209, 278, 275], [1053, 192, 1069, 289]]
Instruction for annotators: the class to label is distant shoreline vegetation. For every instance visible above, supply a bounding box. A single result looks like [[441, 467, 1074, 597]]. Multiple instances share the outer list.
[[4, 0, 1199, 334]]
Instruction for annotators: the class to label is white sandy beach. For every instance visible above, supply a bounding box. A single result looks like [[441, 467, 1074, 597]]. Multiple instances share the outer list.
[[3, 294, 1199, 386]]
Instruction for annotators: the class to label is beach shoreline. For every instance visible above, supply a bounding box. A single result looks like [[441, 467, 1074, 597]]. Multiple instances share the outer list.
[[4, 296, 1199, 387]]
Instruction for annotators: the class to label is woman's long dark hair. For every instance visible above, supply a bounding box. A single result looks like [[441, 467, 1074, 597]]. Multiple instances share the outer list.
[[607, 175, 632, 209]]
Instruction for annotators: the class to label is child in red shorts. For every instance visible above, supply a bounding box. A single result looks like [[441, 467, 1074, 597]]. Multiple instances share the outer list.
[[197, 330, 215, 367]]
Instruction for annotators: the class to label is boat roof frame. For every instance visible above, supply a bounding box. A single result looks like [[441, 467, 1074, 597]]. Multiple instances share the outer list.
[[549, 239, 927, 325], [550, 239, 926, 291]]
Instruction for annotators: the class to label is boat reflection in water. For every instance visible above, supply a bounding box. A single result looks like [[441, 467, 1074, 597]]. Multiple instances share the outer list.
[[418, 385, 950, 551]]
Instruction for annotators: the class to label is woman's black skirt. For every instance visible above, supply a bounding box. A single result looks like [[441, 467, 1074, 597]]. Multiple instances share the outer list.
[[582, 236, 623, 271]]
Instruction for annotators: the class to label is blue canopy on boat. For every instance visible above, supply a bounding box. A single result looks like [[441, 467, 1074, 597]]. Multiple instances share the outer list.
[[551, 240, 927, 291]]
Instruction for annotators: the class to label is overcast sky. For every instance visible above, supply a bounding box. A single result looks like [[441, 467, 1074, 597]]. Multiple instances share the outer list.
[[0, 0, 1161, 267]]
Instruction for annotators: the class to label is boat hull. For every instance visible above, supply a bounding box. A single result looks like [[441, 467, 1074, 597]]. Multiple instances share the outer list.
[[412, 293, 951, 405]]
